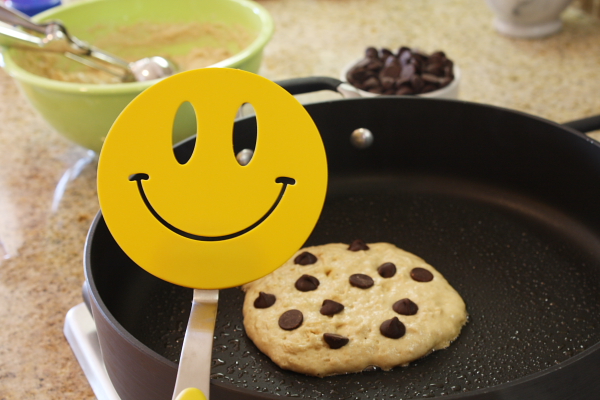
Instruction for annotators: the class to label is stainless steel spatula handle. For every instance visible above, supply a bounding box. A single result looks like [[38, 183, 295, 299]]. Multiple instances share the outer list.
[[173, 289, 219, 400]]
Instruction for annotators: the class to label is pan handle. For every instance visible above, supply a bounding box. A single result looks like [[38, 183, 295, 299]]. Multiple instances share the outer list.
[[276, 77, 600, 134], [276, 76, 340, 94], [276, 76, 361, 98], [562, 115, 600, 134], [82, 280, 93, 315]]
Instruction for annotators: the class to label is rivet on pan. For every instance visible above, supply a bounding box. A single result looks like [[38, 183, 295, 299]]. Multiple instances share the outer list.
[[350, 128, 373, 149], [236, 149, 254, 166]]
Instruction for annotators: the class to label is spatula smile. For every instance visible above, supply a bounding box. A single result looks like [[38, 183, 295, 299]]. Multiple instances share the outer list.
[[128, 173, 296, 241]]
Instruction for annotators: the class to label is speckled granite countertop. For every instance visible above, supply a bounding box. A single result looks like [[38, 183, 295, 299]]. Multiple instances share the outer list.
[[1, 1, 599, 399]]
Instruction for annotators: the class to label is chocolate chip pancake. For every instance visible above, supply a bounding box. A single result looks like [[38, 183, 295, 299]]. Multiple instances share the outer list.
[[242, 241, 468, 377]]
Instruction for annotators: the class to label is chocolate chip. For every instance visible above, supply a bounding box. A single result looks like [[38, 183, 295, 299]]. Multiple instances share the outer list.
[[320, 299, 344, 316], [444, 63, 454, 77], [323, 333, 349, 349], [294, 251, 317, 265], [395, 75, 411, 86], [365, 47, 378, 58], [396, 85, 414, 95], [421, 84, 439, 93], [377, 262, 397, 278], [439, 77, 453, 88], [279, 310, 303, 330], [399, 63, 416, 81], [253, 292, 276, 309], [422, 73, 442, 84], [398, 47, 412, 65], [411, 267, 434, 282], [380, 76, 395, 90], [380, 57, 401, 79], [366, 59, 383, 71], [379, 48, 393, 61], [393, 298, 419, 315], [362, 76, 380, 90], [349, 273, 374, 289], [430, 50, 447, 60], [410, 74, 424, 92], [348, 239, 369, 251], [411, 51, 428, 65], [380, 317, 406, 339], [295, 274, 320, 291], [425, 62, 444, 76]]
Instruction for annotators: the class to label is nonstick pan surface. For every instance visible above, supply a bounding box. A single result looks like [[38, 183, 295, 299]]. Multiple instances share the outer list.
[[86, 97, 600, 400]]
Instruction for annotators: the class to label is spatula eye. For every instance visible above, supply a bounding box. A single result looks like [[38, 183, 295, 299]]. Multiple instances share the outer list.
[[233, 103, 257, 166], [173, 101, 196, 165]]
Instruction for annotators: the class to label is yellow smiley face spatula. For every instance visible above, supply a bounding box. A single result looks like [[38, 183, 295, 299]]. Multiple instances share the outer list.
[[97, 68, 328, 399]]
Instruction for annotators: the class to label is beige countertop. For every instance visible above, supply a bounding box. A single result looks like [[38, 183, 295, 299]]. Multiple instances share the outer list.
[[1, 1, 599, 399]]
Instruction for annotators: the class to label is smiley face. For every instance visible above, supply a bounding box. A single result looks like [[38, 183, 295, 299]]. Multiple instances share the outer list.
[[97, 69, 327, 289]]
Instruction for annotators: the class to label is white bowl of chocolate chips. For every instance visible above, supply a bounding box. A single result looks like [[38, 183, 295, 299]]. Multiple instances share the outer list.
[[342, 46, 460, 99]]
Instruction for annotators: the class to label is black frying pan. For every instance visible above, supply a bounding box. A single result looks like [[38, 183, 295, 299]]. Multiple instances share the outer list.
[[85, 81, 600, 400]]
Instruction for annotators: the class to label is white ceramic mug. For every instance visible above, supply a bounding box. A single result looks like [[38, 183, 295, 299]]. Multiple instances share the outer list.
[[485, 0, 573, 38]]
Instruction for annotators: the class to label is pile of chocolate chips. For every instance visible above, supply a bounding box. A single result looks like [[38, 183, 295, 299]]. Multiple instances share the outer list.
[[346, 47, 455, 95]]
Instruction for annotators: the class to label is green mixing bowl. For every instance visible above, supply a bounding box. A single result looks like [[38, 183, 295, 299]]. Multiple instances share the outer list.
[[1, 0, 274, 152]]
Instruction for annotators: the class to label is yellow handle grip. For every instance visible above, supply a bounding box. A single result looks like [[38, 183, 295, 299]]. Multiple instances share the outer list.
[[175, 387, 207, 400]]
